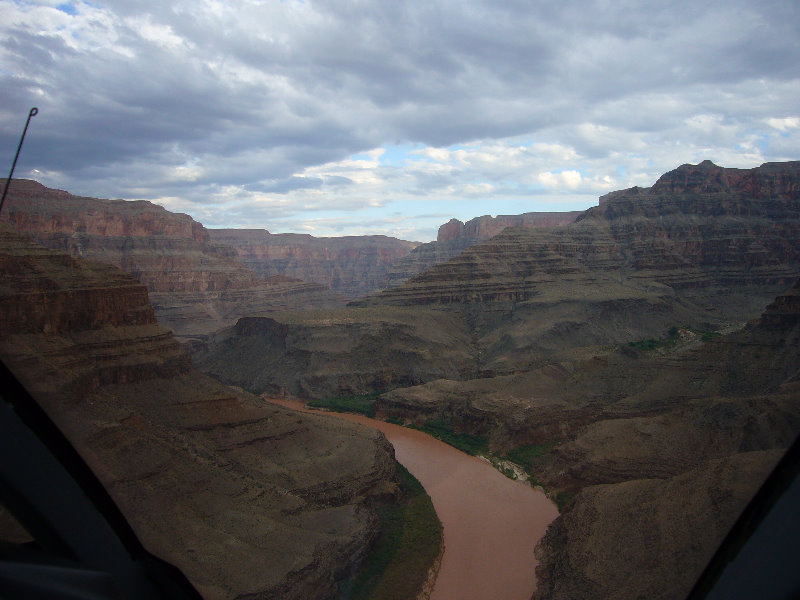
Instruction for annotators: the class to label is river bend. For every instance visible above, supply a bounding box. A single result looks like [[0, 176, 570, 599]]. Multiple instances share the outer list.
[[268, 398, 559, 600]]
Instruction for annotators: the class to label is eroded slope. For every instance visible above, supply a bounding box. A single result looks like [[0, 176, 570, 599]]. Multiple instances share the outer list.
[[0, 225, 399, 600]]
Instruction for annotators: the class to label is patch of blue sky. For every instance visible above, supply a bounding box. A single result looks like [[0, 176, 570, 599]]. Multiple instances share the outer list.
[[379, 143, 422, 165], [56, 2, 78, 15]]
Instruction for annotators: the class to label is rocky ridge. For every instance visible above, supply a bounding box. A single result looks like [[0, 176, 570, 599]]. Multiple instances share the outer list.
[[193, 306, 477, 400], [208, 228, 419, 299], [0, 225, 401, 600], [384, 211, 581, 289], [371, 161, 800, 309], [1, 180, 345, 338]]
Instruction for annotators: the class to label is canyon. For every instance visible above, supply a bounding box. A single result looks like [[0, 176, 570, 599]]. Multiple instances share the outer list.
[[0, 225, 408, 600], [197, 160, 800, 598], [208, 212, 580, 299], [271, 398, 559, 600], [200, 161, 800, 399], [2, 159, 800, 599], [383, 211, 581, 289]]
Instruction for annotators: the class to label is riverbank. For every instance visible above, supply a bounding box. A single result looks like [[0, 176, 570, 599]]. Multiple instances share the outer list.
[[267, 396, 559, 600], [341, 464, 442, 600]]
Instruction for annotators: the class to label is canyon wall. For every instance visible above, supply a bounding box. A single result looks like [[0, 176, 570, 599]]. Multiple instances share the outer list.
[[0, 224, 401, 600], [193, 306, 478, 400], [1, 180, 345, 339], [370, 161, 800, 311], [208, 228, 419, 299], [530, 280, 800, 600], [384, 211, 581, 289]]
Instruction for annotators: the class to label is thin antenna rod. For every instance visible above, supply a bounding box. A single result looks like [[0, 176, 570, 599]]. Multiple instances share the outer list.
[[0, 107, 39, 216]]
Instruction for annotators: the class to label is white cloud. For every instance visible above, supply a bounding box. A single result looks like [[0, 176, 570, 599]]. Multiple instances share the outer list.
[[766, 117, 800, 132], [537, 170, 582, 190], [0, 0, 798, 241]]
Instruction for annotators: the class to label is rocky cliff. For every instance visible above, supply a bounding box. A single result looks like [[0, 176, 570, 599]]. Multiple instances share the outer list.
[[0, 225, 401, 600], [529, 279, 800, 600], [437, 212, 582, 242], [1, 180, 345, 338], [384, 211, 581, 289], [372, 161, 800, 309], [208, 228, 419, 299], [367, 274, 800, 599]]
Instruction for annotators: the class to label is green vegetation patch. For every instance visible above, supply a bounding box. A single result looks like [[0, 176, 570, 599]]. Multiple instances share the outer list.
[[504, 443, 555, 474], [308, 392, 383, 417], [628, 325, 724, 351], [342, 464, 442, 600], [627, 325, 681, 351], [413, 418, 490, 456]]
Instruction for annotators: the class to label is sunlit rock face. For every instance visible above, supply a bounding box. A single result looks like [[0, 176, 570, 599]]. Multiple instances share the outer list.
[[1, 180, 346, 338], [0, 226, 400, 600]]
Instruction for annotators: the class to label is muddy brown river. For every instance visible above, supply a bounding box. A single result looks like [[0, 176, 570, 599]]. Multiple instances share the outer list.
[[268, 398, 559, 600]]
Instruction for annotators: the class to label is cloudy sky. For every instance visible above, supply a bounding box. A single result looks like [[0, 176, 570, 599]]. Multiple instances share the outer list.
[[1, 0, 798, 241]]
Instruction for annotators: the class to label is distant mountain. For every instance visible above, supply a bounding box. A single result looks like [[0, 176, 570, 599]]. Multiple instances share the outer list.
[[1, 180, 345, 339], [384, 210, 581, 289], [208, 228, 419, 299]]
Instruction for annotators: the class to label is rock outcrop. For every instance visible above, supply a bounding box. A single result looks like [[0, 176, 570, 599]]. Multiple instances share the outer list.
[[533, 450, 782, 600], [436, 212, 582, 242], [371, 161, 800, 310], [192, 306, 478, 400], [1, 180, 345, 338], [208, 229, 419, 299], [376, 278, 800, 600], [0, 225, 400, 600], [384, 211, 581, 289]]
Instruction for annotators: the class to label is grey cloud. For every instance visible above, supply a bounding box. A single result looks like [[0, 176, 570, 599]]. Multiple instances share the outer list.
[[247, 176, 325, 194], [0, 0, 798, 237]]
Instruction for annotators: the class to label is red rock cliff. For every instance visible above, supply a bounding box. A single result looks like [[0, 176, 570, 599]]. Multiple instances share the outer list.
[[2, 180, 345, 337], [437, 211, 582, 242], [208, 229, 419, 299]]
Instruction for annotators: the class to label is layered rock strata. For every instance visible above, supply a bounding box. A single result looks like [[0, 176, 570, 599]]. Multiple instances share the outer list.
[[534, 450, 783, 600], [370, 161, 800, 310], [1, 180, 345, 338], [384, 211, 581, 289], [377, 279, 800, 600], [357, 161, 800, 377], [208, 229, 419, 299], [0, 225, 400, 600]]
